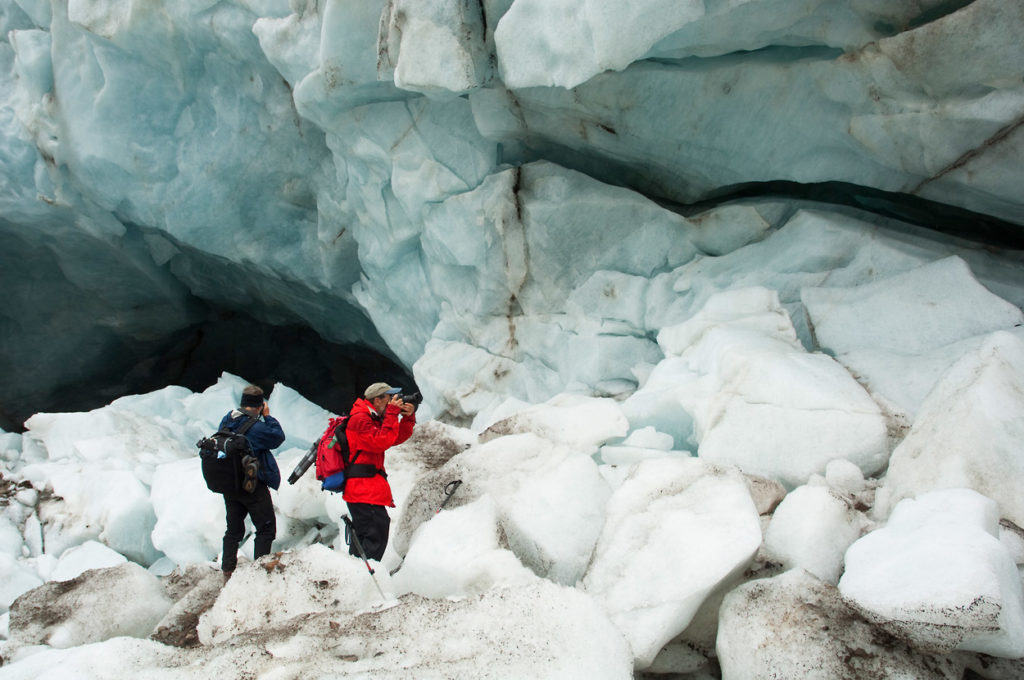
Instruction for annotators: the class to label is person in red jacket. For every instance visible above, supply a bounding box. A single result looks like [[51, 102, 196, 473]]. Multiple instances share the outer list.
[[343, 381, 416, 561]]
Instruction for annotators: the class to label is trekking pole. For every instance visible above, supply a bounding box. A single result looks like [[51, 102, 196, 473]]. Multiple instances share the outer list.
[[436, 480, 463, 513], [341, 514, 387, 602]]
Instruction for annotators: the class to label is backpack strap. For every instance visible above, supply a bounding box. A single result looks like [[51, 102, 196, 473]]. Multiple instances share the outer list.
[[235, 416, 259, 435], [335, 417, 385, 479], [226, 416, 259, 456], [346, 463, 384, 479]]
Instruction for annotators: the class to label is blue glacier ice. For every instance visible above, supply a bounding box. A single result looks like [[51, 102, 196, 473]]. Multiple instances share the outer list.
[[2, 0, 1024, 676]]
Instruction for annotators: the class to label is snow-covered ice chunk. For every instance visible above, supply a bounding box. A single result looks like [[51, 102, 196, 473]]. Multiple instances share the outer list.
[[391, 495, 537, 599], [764, 485, 868, 584], [149, 458, 225, 566], [49, 540, 126, 582], [197, 544, 386, 645], [0, 554, 43, 614], [743, 474, 787, 516], [660, 287, 889, 488], [6, 562, 172, 650], [274, 447, 330, 522], [414, 432, 612, 586], [882, 331, 1024, 528], [479, 393, 628, 452], [657, 286, 801, 356], [719, 569, 964, 679], [839, 489, 1024, 658], [802, 257, 1024, 419], [824, 458, 867, 495], [0, 637, 182, 679], [598, 426, 687, 465], [264, 382, 333, 453], [0, 515, 23, 558], [620, 426, 674, 451], [180, 373, 251, 435], [3, 579, 633, 679], [583, 457, 761, 668], [22, 464, 159, 565]]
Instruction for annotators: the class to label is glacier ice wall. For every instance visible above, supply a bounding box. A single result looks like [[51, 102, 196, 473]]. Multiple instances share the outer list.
[[0, 0, 1023, 427]]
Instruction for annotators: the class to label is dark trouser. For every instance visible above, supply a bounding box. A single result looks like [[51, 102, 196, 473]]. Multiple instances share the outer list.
[[346, 502, 390, 561], [222, 483, 276, 572]]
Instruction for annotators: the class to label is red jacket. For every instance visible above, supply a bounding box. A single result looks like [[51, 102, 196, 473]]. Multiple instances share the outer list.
[[342, 398, 415, 506]]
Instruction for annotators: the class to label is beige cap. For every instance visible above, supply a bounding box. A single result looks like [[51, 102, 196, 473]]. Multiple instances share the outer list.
[[364, 382, 401, 400]]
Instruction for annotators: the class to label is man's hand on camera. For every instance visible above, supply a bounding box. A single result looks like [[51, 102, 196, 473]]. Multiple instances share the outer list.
[[261, 403, 270, 417], [400, 402, 416, 416]]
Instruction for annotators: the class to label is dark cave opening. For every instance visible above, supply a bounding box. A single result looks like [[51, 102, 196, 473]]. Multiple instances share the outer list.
[[0, 311, 415, 433]]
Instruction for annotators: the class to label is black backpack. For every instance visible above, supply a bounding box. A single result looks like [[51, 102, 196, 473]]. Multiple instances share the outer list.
[[197, 417, 259, 494]]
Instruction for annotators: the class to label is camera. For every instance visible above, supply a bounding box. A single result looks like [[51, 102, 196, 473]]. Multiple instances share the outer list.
[[397, 391, 422, 406]]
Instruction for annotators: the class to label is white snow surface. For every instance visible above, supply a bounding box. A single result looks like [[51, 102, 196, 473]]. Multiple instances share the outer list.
[[839, 489, 1024, 658], [1, 356, 1024, 675]]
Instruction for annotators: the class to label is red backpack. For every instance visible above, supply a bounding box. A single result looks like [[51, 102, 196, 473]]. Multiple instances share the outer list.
[[314, 415, 351, 484]]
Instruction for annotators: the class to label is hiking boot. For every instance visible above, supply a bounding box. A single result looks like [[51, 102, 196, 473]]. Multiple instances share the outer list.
[[241, 455, 259, 493]]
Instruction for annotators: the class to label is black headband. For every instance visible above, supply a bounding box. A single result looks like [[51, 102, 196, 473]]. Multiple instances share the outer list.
[[240, 393, 264, 408]]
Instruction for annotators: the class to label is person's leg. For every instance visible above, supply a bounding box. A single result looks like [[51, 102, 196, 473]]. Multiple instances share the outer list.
[[347, 502, 389, 561], [366, 504, 391, 561], [222, 494, 247, 573], [246, 484, 277, 560]]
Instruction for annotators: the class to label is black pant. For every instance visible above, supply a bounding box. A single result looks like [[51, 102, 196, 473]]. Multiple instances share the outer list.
[[347, 502, 390, 561], [222, 484, 276, 572]]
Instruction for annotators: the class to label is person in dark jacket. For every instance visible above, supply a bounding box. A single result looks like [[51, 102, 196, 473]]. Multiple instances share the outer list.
[[343, 382, 416, 561], [218, 384, 285, 578]]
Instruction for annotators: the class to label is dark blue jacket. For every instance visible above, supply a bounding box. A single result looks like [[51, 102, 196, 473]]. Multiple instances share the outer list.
[[219, 410, 286, 490]]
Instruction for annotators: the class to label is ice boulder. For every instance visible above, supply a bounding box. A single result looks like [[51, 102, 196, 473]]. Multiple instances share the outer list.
[[23, 464, 159, 565], [0, 515, 23, 558], [804, 257, 1023, 357], [619, 356, 700, 450], [180, 373, 252, 435], [743, 475, 787, 516], [839, 489, 1024, 658], [0, 554, 43, 614], [478, 393, 629, 451], [824, 458, 868, 496], [378, 0, 491, 95], [339, 580, 634, 678], [264, 382, 333, 453], [399, 431, 612, 586], [197, 544, 389, 645], [391, 495, 537, 599], [583, 457, 762, 668], [718, 569, 964, 679], [0, 637, 184, 680], [493, 0, 945, 89], [150, 457, 225, 566], [598, 426, 688, 465], [802, 257, 1024, 419], [150, 563, 236, 649], [49, 540, 126, 582], [881, 331, 1024, 528], [660, 287, 890, 488], [6, 562, 172, 650], [764, 485, 868, 584], [273, 446, 331, 522], [0, 580, 634, 678]]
